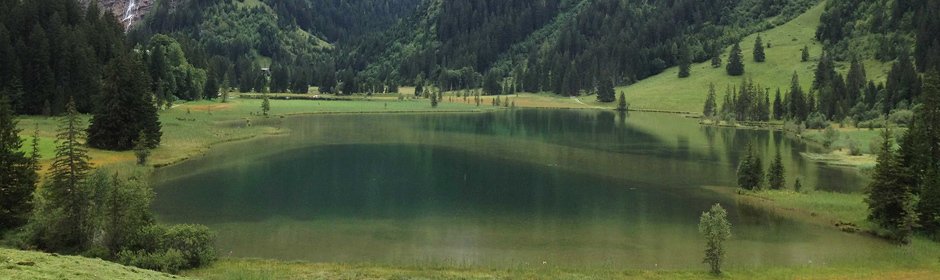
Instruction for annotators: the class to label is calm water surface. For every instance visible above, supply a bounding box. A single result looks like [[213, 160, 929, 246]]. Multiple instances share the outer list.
[[152, 110, 888, 269]]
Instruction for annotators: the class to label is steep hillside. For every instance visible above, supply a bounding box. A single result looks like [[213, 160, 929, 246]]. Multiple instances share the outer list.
[[619, 1, 887, 113], [80, 0, 168, 29], [128, 0, 422, 94]]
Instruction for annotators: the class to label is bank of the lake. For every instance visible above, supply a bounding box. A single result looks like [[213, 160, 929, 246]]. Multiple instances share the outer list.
[[183, 256, 940, 280], [17, 95, 491, 171]]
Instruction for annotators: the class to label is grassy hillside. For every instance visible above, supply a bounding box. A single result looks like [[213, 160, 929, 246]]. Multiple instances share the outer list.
[[0, 248, 183, 280], [618, 1, 890, 113]]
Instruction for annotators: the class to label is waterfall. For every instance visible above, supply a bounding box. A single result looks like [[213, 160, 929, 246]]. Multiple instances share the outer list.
[[122, 0, 138, 28]]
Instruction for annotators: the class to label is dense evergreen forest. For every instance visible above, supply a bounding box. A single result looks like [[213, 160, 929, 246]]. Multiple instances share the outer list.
[[128, 0, 422, 95], [349, 0, 818, 95], [0, 0, 126, 115]]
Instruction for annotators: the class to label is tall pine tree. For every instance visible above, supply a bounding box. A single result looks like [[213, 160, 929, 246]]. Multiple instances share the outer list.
[[678, 41, 692, 78], [901, 69, 940, 237], [0, 98, 37, 231], [773, 88, 784, 120], [866, 129, 918, 244], [33, 99, 94, 251], [597, 77, 616, 102], [88, 53, 162, 150]]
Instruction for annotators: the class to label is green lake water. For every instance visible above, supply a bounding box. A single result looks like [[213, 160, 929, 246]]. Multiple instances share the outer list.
[[152, 110, 891, 269]]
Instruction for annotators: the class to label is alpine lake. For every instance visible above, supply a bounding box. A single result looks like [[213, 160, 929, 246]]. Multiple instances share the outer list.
[[152, 109, 893, 270]]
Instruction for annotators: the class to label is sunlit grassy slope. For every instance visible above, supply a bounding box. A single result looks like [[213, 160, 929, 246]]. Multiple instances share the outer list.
[[0, 248, 183, 280], [618, 1, 890, 113]]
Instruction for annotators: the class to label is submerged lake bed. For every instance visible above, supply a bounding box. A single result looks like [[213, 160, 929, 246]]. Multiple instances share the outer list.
[[153, 110, 894, 270]]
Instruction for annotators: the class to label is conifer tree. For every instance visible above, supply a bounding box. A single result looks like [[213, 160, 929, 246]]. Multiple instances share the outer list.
[[788, 73, 807, 121], [773, 88, 784, 120], [866, 129, 917, 244], [678, 41, 692, 78], [88, 53, 161, 150], [203, 75, 219, 99], [34, 99, 94, 251], [483, 71, 502, 96], [737, 146, 764, 190], [597, 77, 616, 102], [900, 70, 940, 236], [794, 177, 803, 192], [768, 150, 785, 190], [801, 46, 810, 62], [845, 57, 867, 107], [0, 98, 37, 230], [726, 42, 745, 76], [753, 35, 766, 62], [703, 84, 717, 117], [711, 48, 722, 68], [617, 92, 629, 112]]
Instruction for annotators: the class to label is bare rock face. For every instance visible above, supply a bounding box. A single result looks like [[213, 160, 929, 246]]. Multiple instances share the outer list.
[[80, 0, 157, 29]]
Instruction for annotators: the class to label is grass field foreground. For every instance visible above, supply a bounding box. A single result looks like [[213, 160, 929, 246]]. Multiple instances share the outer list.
[[0, 247, 183, 280]]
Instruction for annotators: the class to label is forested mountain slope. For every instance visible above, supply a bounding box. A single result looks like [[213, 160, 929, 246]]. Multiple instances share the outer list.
[[128, 0, 422, 94], [346, 0, 818, 95]]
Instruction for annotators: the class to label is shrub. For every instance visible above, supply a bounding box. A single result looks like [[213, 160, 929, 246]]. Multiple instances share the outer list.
[[846, 138, 862, 155], [163, 224, 216, 269], [805, 112, 828, 129], [822, 126, 839, 149], [118, 249, 186, 274], [888, 109, 913, 126]]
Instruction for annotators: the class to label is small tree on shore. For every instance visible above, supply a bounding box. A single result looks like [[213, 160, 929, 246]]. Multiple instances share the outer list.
[[134, 132, 151, 166], [703, 84, 717, 117], [617, 92, 628, 112], [261, 94, 271, 117], [822, 125, 839, 149], [737, 146, 764, 190], [768, 150, 785, 190], [699, 203, 732, 275]]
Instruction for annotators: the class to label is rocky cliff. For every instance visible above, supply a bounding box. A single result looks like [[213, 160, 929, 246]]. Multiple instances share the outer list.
[[81, 0, 157, 29]]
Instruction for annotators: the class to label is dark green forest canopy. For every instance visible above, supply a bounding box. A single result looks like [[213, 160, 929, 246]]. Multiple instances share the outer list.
[[343, 0, 817, 93], [0, 0, 126, 114], [122, 0, 820, 96]]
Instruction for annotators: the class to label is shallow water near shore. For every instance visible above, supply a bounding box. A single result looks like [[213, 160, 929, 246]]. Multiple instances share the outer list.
[[152, 110, 888, 269]]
